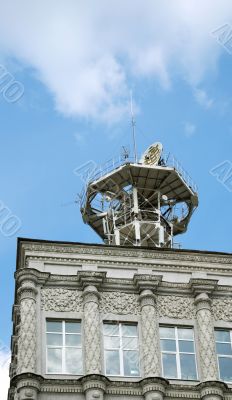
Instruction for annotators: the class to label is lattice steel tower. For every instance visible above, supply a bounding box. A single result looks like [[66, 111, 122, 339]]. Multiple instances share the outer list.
[[80, 143, 198, 248]]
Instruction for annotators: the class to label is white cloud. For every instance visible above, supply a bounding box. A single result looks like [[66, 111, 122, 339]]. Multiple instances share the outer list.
[[194, 88, 214, 109], [0, 0, 231, 122], [183, 121, 196, 137], [0, 348, 10, 400]]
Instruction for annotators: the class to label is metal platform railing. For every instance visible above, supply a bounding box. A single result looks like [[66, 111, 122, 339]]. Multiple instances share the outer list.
[[83, 153, 198, 194]]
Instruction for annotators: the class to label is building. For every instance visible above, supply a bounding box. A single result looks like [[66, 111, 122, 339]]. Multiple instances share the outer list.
[[8, 144, 232, 399]]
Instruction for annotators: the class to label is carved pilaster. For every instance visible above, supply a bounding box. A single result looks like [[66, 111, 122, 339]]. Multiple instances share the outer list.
[[134, 274, 162, 378], [190, 279, 218, 382], [78, 271, 106, 375], [16, 273, 38, 375]]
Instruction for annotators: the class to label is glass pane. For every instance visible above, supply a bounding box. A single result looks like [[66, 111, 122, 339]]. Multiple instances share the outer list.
[[104, 336, 120, 349], [65, 322, 81, 334], [65, 334, 81, 347], [178, 328, 193, 340], [218, 357, 232, 381], [162, 353, 177, 378], [123, 350, 140, 376], [180, 354, 197, 380], [47, 348, 62, 373], [46, 321, 62, 333], [65, 348, 82, 374], [122, 337, 138, 350], [105, 350, 120, 375], [160, 327, 175, 339], [103, 324, 119, 336], [47, 333, 62, 346], [161, 339, 176, 352], [215, 330, 230, 343], [122, 324, 137, 337], [179, 340, 194, 353], [216, 342, 232, 355]]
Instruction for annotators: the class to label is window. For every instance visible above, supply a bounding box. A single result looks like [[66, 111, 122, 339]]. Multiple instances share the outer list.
[[160, 326, 197, 380], [103, 322, 140, 376], [215, 329, 232, 382], [46, 320, 82, 374]]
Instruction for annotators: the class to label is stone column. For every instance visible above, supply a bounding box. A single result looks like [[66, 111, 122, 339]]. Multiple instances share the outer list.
[[190, 279, 218, 382], [16, 271, 38, 375], [78, 271, 106, 375], [134, 274, 162, 378]]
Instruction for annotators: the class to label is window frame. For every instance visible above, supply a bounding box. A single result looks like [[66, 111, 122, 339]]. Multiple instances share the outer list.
[[160, 325, 198, 380], [215, 328, 232, 383], [103, 322, 140, 377], [46, 319, 82, 375]]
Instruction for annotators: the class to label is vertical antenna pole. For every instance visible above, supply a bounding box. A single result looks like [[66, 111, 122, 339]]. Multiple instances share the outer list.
[[130, 91, 138, 163]]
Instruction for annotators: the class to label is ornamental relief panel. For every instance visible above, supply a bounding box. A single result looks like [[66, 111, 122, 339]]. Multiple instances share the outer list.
[[99, 291, 140, 315], [157, 295, 196, 319], [212, 298, 232, 321], [41, 288, 83, 312]]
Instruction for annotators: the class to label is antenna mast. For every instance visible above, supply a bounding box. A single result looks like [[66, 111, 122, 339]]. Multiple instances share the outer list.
[[130, 91, 138, 163]]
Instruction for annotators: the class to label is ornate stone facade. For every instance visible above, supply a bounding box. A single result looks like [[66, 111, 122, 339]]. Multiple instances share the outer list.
[[8, 239, 232, 400]]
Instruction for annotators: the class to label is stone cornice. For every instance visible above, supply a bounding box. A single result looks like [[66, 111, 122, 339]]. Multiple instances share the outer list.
[[15, 268, 50, 285], [12, 268, 232, 298], [133, 274, 163, 292], [190, 279, 218, 296], [17, 240, 232, 272], [77, 271, 106, 289]]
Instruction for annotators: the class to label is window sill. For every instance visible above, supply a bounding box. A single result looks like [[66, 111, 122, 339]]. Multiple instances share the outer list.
[[44, 373, 83, 378], [167, 379, 200, 385]]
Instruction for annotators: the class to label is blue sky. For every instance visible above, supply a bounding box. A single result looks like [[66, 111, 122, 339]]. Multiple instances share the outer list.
[[1, 1, 232, 396]]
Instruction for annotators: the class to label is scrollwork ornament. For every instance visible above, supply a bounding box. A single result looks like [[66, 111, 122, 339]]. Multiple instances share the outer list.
[[41, 288, 83, 312], [99, 291, 140, 315], [212, 298, 232, 321], [157, 295, 196, 319]]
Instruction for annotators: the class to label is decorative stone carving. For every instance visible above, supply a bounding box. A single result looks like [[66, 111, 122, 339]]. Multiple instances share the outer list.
[[212, 298, 232, 321], [99, 291, 140, 315], [17, 280, 37, 374], [158, 295, 196, 319], [198, 381, 227, 400], [81, 374, 107, 400], [141, 377, 168, 400], [139, 290, 161, 377], [17, 297, 37, 374], [41, 288, 83, 312], [83, 286, 102, 374], [21, 241, 232, 266], [194, 293, 218, 381]]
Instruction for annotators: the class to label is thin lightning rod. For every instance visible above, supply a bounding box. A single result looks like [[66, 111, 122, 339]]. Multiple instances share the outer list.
[[130, 91, 138, 163]]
